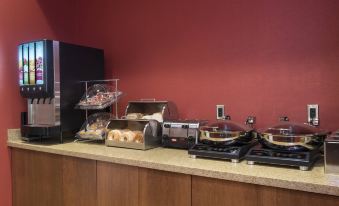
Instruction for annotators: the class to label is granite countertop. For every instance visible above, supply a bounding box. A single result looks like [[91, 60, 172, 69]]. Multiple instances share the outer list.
[[7, 129, 339, 196]]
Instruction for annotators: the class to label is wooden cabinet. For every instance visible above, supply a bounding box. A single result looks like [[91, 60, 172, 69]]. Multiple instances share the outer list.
[[138, 168, 191, 206], [192, 176, 258, 206], [259, 186, 339, 206], [11, 149, 96, 206], [192, 176, 339, 206], [97, 162, 139, 206], [12, 149, 64, 206], [11, 148, 339, 206], [96, 162, 191, 206], [62, 156, 97, 206]]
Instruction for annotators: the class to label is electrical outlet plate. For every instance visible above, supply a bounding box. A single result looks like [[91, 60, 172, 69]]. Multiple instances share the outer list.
[[216, 105, 225, 120], [307, 104, 319, 125]]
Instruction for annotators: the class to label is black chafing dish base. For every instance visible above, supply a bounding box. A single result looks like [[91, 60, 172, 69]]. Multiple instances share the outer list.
[[245, 144, 321, 171], [188, 141, 258, 163]]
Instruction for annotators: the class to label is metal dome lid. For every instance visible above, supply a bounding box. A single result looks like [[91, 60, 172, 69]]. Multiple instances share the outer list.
[[259, 121, 327, 136], [199, 119, 254, 145], [201, 120, 252, 133]]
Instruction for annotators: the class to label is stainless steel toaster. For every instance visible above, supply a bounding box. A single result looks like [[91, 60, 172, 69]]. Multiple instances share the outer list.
[[162, 120, 207, 149]]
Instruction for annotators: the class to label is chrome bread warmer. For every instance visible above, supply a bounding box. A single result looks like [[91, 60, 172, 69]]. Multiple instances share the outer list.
[[105, 100, 178, 150], [106, 119, 161, 150]]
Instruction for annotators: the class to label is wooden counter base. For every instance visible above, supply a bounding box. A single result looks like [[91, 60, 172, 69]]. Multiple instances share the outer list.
[[11, 148, 339, 206]]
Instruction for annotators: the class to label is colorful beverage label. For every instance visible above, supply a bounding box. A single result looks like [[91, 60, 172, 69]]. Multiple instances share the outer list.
[[29, 43, 35, 85], [23, 44, 29, 85], [18, 45, 23, 85], [35, 41, 44, 85]]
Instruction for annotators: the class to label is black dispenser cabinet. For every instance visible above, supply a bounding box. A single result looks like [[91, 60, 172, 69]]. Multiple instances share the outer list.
[[18, 40, 104, 141]]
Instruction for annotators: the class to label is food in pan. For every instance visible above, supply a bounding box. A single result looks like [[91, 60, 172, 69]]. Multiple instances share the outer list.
[[141, 112, 163, 122], [126, 113, 144, 120], [108, 129, 122, 141], [121, 130, 135, 142], [125, 112, 163, 122], [107, 129, 144, 143], [133, 131, 144, 143]]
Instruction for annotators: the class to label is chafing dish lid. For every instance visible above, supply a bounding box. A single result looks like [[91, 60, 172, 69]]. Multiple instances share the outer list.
[[201, 120, 251, 132], [259, 122, 327, 136]]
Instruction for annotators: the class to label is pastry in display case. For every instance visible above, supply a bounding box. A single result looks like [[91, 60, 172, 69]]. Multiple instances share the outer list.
[[76, 112, 114, 140], [76, 84, 123, 110]]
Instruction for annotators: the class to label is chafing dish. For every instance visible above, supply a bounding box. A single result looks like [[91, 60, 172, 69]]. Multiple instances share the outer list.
[[258, 122, 327, 151], [189, 120, 256, 162], [199, 120, 255, 146]]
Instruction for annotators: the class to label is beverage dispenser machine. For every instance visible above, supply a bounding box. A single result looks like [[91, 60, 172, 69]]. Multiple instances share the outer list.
[[18, 40, 104, 141]]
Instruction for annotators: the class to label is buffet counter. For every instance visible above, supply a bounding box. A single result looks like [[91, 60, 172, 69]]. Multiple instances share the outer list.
[[7, 129, 339, 206], [7, 129, 339, 195]]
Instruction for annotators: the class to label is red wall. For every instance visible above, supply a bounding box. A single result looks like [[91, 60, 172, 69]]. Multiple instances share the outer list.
[[73, 0, 339, 130], [0, 1, 75, 205]]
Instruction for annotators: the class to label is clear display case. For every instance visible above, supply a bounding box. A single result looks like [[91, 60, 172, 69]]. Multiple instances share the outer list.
[[76, 112, 114, 140], [76, 84, 122, 110], [75, 79, 121, 142]]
